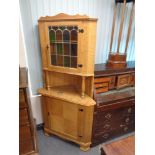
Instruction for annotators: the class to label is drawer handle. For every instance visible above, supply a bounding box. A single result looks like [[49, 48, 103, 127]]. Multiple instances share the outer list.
[[120, 124, 125, 128], [105, 113, 112, 119], [125, 118, 130, 123], [104, 124, 111, 129], [128, 108, 132, 113], [102, 133, 109, 139], [124, 127, 128, 131]]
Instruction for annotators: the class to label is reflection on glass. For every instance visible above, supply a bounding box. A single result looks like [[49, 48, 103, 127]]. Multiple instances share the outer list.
[[71, 30, 77, 41], [64, 43, 70, 55], [64, 56, 70, 67], [63, 30, 70, 41], [57, 44, 63, 55], [50, 44, 56, 55], [57, 55, 63, 66], [56, 30, 62, 41], [71, 44, 77, 56], [71, 57, 77, 68], [51, 55, 57, 65]]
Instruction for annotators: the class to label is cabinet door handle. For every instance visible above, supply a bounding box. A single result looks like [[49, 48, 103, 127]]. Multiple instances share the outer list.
[[46, 45, 49, 49], [79, 108, 84, 112]]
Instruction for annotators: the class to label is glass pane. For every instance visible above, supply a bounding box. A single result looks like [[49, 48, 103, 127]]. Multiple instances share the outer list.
[[64, 43, 70, 55], [56, 30, 62, 41], [71, 30, 77, 41], [71, 44, 77, 56], [71, 57, 77, 68], [51, 55, 57, 65], [64, 56, 70, 67], [50, 44, 56, 55], [57, 55, 63, 66], [57, 43, 63, 55], [63, 30, 70, 42], [49, 30, 55, 43]]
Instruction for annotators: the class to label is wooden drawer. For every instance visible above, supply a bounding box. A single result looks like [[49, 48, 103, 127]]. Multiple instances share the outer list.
[[92, 123, 135, 146], [19, 138, 34, 155], [19, 108, 29, 125], [117, 123, 135, 135], [94, 77, 111, 93], [19, 125, 32, 141], [130, 73, 135, 86], [116, 74, 131, 89]]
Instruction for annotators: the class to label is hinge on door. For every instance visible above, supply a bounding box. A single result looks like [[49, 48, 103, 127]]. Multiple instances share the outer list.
[[78, 64, 83, 68], [78, 29, 84, 33]]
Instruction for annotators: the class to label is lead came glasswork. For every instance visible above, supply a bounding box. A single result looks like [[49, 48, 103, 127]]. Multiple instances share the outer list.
[[49, 25, 78, 68], [63, 29, 70, 42]]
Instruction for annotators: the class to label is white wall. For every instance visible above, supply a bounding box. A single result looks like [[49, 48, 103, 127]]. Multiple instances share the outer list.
[[19, 21, 26, 67]]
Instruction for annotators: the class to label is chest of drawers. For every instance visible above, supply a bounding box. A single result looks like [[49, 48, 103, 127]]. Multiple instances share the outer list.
[[91, 62, 135, 146], [19, 68, 38, 154]]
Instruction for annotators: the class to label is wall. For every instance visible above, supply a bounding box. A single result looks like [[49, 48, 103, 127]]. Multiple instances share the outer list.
[[19, 0, 135, 124], [19, 21, 26, 67]]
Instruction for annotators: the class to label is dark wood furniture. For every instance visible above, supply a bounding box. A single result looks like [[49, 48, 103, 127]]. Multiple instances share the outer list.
[[91, 61, 135, 146], [19, 68, 38, 155], [100, 135, 135, 155]]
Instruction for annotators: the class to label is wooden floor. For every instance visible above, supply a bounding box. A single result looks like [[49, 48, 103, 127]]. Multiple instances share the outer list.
[[101, 136, 135, 155]]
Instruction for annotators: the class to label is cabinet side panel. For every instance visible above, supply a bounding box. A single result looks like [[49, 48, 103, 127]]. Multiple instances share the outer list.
[[82, 106, 94, 143], [86, 21, 97, 74], [38, 22, 48, 68], [41, 96, 49, 128]]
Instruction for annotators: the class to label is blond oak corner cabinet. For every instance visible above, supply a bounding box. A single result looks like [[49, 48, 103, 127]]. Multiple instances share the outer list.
[[38, 13, 98, 151]]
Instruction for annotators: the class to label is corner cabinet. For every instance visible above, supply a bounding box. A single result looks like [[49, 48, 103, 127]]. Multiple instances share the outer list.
[[38, 13, 97, 76], [38, 13, 97, 151]]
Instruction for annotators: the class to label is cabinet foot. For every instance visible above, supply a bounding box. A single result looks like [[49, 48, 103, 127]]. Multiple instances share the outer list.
[[80, 145, 90, 151], [44, 132, 50, 137]]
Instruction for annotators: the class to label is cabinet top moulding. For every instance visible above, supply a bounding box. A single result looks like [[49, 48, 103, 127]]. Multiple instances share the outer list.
[[38, 13, 98, 22]]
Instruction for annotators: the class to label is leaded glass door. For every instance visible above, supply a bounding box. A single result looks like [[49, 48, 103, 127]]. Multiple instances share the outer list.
[[46, 22, 83, 73]]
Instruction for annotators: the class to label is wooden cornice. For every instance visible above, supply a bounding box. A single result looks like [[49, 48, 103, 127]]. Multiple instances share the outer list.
[[38, 13, 98, 22]]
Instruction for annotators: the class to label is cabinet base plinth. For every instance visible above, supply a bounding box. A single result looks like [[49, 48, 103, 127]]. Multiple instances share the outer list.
[[80, 145, 90, 151], [44, 131, 50, 137]]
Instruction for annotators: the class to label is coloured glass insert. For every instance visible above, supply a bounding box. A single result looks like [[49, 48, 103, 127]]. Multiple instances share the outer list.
[[48, 26, 78, 68]]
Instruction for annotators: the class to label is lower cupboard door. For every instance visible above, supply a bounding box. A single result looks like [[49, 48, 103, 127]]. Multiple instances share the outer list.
[[48, 98, 79, 140]]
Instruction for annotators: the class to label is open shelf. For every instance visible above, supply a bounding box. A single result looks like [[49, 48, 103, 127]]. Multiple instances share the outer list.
[[38, 85, 95, 106]]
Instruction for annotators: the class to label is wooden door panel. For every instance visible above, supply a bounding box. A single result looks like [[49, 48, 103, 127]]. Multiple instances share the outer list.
[[48, 98, 79, 139]]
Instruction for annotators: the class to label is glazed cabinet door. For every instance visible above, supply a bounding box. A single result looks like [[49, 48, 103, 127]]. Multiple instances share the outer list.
[[45, 97, 85, 140], [44, 22, 84, 74]]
